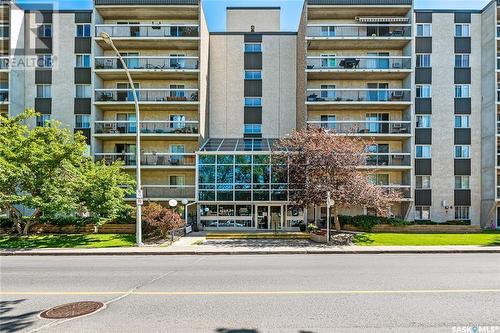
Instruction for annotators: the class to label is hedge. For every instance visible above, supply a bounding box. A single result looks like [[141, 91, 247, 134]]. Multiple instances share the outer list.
[[339, 215, 471, 231]]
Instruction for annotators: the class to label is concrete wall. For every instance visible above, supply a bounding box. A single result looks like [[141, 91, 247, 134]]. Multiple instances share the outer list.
[[226, 8, 280, 32]]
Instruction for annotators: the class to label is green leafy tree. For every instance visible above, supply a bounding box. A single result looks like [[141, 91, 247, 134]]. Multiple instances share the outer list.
[[0, 109, 134, 235]]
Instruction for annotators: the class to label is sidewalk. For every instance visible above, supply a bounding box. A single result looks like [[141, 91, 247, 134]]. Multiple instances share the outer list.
[[2, 238, 500, 255]]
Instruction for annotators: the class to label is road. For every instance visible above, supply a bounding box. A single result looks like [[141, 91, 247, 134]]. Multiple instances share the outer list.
[[1, 254, 499, 333]]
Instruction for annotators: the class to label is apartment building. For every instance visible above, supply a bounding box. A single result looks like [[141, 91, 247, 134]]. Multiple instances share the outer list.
[[92, 0, 209, 207], [303, 0, 414, 222]]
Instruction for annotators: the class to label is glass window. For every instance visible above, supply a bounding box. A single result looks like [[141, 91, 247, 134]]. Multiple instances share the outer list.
[[455, 85, 470, 98], [454, 115, 470, 128], [416, 115, 431, 128], [244, 124, 262, 134], [416, 23, 432, 37], [415, 206, 430, 220], [244, 43, 262, 53], [76, 84, 91, 98], [36, 54, 52, 68], [76, 54, 91, 68], [253, 165, 270, 184], [455, 176, 470, 189], [200, 205, 217, 216], [454, 145, 470, 158], [416, 145, 431, 158], [244, 70, 262, 80], [75, 114, 90, 129], [36, 114, 51, 127], [36, 84, 51, 98], [40, 24, 52, 37], [416, 54, 431, 68], [235, 165, 251, 183], [455, 24, 470, 37], [198, 165, 215, 184], [217, 165, 234, 184], [416, 85, 431, 98], [218, 205, 235, 216], [455, 206, 470, 220], [235, 155, 252, 164], [244, 98, 262, 107], [455, 54, 470, 68], [76, 24, 91, 37], [217, 155, 234, 164], [416, 176, 431, 189], [236, 205, 252, 216], [199, 155, 215, 165]]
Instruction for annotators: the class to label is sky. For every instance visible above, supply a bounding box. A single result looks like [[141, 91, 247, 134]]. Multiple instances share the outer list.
[[15, 0, 493, 31]]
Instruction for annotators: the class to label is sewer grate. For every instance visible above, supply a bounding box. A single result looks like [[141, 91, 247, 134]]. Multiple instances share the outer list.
[[40, 301, 104, 319]]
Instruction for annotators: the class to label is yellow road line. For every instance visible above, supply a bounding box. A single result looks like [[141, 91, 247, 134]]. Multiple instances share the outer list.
[[1, 289, 500, 296]]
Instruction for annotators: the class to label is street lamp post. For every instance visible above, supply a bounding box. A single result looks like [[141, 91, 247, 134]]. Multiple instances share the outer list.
[[100, 32, 143, 246]]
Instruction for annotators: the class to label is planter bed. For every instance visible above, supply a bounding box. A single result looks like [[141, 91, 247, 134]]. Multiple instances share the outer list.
[[344, 224, 482, 234]]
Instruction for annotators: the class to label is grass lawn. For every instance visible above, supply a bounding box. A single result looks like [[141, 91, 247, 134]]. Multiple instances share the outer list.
[[0, 234, 135, 249], [353, 231, 500, 246]]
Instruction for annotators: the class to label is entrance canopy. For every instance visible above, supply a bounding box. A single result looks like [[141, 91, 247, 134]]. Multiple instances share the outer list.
[[199, 138, 287, 153]]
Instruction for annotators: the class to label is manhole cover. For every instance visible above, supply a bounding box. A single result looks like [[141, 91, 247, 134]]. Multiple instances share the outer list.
[[40, 301, 104, 319]]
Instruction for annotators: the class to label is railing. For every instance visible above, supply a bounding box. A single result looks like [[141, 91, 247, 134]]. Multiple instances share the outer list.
[[95, 24, 199, 38], [306, 89, 411, 102], [365, 153, 411, 167], [307, 120, 411, 135], [497, 121, 500, 135], [0, 24, 8, 38], [378, 185, 411, 199], [94, 120, 199, 134], [95, 89, 199, 102], [498, 90, 500, 102], [0, 89, 8, 102], [306, 56, 411, 70], [0, 57, 8, 69], [307, 24, 412, 38], [497, 25, 500, 38], [95, 152, 196, 167], [95, 56, 199, 70], [138, 185, 196, 199], [497, 57, 500, 70]]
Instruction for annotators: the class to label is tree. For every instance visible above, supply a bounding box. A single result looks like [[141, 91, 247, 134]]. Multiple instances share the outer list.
[[276, 128, 401, 232], [0, 109, 134, 235], [142, 203, 185, 238]]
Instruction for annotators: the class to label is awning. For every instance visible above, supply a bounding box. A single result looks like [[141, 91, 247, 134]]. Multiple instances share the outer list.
[[356, 17, 409, 23]]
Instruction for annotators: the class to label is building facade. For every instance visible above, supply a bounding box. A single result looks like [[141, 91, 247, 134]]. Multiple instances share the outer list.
[[2, 0, 499, 229]]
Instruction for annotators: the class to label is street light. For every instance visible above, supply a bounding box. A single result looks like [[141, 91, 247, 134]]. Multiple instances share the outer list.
[[100, 32, 143, 246]]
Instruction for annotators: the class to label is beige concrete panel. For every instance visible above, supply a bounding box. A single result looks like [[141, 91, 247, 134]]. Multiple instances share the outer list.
[[226, 9, 280, 32]]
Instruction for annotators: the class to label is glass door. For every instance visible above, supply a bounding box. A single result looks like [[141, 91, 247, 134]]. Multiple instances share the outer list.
[[270, 206, 282, 231], [256, 206, 269, 230]]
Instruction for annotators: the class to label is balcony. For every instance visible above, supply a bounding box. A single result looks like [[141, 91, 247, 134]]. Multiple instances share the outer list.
[[95, 24, 199, 50], [94, 56, 199, 80], [306, 88, 411, 111], [306, 24, 412, 50], [378, 185, 412, 200], [307, 120, 411, 139], [0, 56, 8, 70], [94, 88, 199, 111], [94, 120, 199, 139], [364, 153, 411, 169], [306, 56, 411, 80], [95, 152, 196, 168], [125, 185, 196, 201]]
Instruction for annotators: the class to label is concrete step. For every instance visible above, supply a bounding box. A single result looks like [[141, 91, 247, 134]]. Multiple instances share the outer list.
[[206, 232, 310, 239]]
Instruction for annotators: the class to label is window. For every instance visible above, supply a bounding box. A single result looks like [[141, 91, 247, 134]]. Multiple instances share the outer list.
[[36, 114, 50, 127], [76, 84, 91, 98], [454, 145, 470, 158], [455, 24, 470, 37], [170, 114, 186, 129], [455, 206, 470, 220], [36, 84, 51, 98], [455, 176, 470, 189], [76, 24, 91, 37], [416, 84, 431, 98], [368, 174, 389, 186], [40, 24, 52, 37], [244, 124, 262, 134], [416, 54, 431, 68], [416, 176, 431, 189], [320, 115, 336, 130], [454, 115, 470, 128], [455, 54, 470, 68], [36, 54, 52, 68], [416, 145, 431, 158], [416, 115, 431, 128], [76, 54, 91, 68], [455, 84, 470, 98], [244, 97, 262, 107], [415, 206, 431, 220], [169, 175, 185, 186], [75, 114, 90, 129], [244, 43, 261, 53], [244, 70, 262, 80], [416, 23, 432, 37]]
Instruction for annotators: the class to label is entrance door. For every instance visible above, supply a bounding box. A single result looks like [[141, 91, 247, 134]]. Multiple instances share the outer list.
[[256, 206, 282, 230], [270, 206, 282, 230]]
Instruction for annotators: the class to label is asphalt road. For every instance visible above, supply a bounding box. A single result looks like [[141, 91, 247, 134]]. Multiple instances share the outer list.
[[1, 254, 499, 333]]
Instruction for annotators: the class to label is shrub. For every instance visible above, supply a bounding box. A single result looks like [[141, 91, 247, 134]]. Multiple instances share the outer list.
[[307, 223, 319, 233], [142, 203, 185, 238]]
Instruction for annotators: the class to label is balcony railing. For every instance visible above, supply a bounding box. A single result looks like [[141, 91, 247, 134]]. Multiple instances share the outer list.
[[0, 57, 8, 69], [365, 153, 411, 167], [135, 185, 196, 199], [0, 89, 8, 102], [497, 57, 500, 70], [307, 120, 411, 135], [378, 185, 411, 199], [307, 24, 411, 38], [95, 153, 196, 167], [95, 24, 199, 38], [94, 120, 199, 135], [0, 25, 9, 38], [95, 89, 199, 102], [497, 26, 500, 38], [307, 89, 411, 102], [95, 56, 199, 70], [306, 56, 411, 70]]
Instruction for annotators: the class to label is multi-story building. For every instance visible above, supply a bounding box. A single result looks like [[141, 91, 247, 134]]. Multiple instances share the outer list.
[[92, 0, 209, 207], [0, 0, 9, 116]]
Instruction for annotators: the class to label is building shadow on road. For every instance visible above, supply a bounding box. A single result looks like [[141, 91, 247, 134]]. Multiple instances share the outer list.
[[215, 329, 260, 333], [0, 299, 39, 333]]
